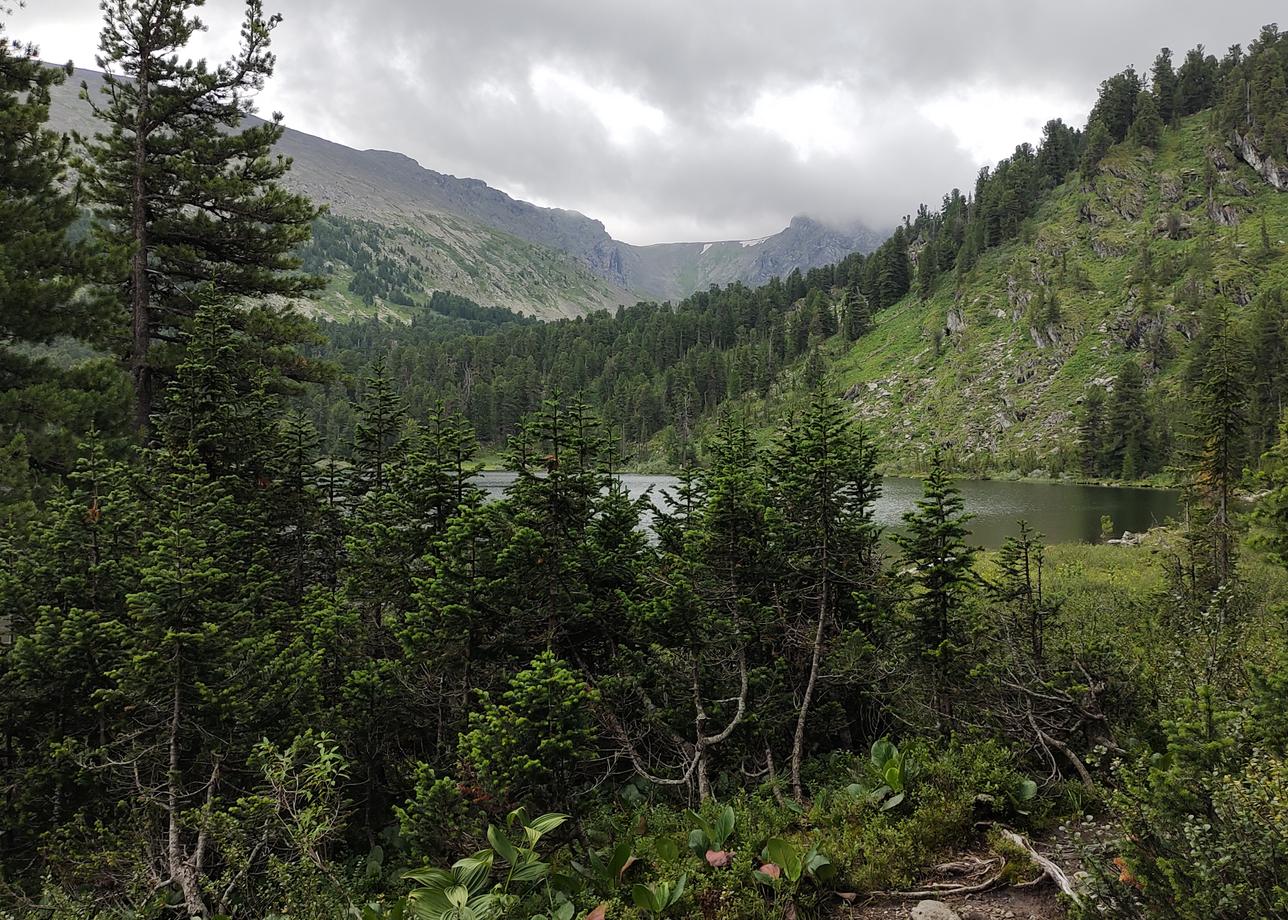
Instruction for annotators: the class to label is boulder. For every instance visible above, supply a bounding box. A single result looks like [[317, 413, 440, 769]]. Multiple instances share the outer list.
[[1231, 130, 1288, 191], [911, 901, 961, 920]]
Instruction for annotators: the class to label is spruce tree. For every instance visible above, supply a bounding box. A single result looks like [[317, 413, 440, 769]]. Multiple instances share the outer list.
[[80, 0, 322, 430], [842, 287, 873, 340], [351, 359, 407, 496], [893, 449, 977, 731], [1128, 90, 1164, 148], [1188, 305, 1251, 586], [1107, 361, 1153, 479]]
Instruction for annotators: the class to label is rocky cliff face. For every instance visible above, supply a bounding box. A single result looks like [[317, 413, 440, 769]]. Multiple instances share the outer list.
[[1230, 129, 1288, 191], [47, 67, 884, 316]]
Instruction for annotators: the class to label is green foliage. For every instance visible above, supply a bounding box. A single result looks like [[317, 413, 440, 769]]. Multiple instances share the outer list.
[[631, 874, 688, 915], [847, 739, 923, 811], [403, 810, 570, 920], [459, 652, 600, 808], [396, 766, 480, 862], [686, 804, 736, 857], [1081, 690, 1288, 919], [79, 0, 324, 426], [893, 450, 977, 728]]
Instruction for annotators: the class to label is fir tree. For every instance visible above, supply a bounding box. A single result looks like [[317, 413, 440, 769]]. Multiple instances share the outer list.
[[842, 288, 873, 341], [1079, 119, 1113, 180], [1152, 47, 1179, 124], [351, 359, 406, 496], [1079, 387, 1108, 476], [1128, 89, 1164, 148], [1188, 304, 1251, 586], [1253, 412, 1288, 569], [1107, 361, 1154, 479], [894, 449, 976, 731]]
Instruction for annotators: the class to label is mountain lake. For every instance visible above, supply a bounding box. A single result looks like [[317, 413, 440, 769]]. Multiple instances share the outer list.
[[474, 472, 1182, 548]]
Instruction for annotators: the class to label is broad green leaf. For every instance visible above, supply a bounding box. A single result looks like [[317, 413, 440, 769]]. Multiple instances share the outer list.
[[880, 791, 905, 811], [487, 825, 520, 866], [714, 805, 735, 845]]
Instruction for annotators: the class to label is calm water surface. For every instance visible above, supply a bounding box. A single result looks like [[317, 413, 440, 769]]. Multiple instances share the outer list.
[[474, 472, 1181, 548]]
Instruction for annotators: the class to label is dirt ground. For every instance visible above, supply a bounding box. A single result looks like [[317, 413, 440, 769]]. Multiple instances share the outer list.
[[836, 816, 1116, 920], [841, 886, 1064, 920]]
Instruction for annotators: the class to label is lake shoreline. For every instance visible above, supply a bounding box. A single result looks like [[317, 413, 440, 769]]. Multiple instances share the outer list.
[[473, 471, 1182, 548]]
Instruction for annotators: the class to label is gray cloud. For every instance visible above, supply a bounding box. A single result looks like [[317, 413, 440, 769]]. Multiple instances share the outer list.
[[11, 0, 1285, 243]]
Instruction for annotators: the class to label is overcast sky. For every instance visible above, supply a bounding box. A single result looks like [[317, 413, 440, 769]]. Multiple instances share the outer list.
[[11, 1, 1284, 244]]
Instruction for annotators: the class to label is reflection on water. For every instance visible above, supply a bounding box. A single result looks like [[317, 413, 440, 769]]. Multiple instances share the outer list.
[[474, 472, 1182, 549]]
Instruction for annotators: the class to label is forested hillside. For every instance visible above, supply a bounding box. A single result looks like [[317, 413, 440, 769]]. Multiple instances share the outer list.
[[307, 30, 1288, 481], [7, 4, 1288, 920]]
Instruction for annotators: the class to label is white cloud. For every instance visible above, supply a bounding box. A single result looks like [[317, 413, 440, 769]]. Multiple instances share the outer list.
[[743, 83, 859, 161], [529, 64, 667, 148], [919, 83, 1093, 165], [13, 0, 1287, 243]]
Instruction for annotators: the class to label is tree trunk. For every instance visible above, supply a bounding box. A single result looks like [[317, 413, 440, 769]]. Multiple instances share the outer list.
[[790, 576, 828, 802], [130, 55, 153, 432], [168, 660, 207, 917]]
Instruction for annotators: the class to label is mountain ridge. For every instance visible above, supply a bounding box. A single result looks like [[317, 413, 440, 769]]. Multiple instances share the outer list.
[[46, 66, 884, 318]]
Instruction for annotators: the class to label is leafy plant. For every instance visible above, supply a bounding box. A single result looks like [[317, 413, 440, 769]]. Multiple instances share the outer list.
[[754, 838, 834, 888], [847, 739, 922, 811], [686, 804, 736, 859], [754, 838, 835, 916], [631, 874, 688, 915], [403, 809, 569, 920], [572, 839, 637, 896]]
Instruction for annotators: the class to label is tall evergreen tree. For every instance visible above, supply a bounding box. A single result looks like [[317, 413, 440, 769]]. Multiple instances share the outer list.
[[80, 0, 322, 430], [351, 359, 407, 496], [1129, 90, 1164, 148], [1188, 305, 1251, 587], [893, 449, 976, 731], [0, 27, 120, 487], [1152, 47, 1179, 124]]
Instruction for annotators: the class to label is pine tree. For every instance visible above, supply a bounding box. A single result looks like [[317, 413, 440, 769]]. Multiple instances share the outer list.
[[80, 0, 322, 430], [894, 449, 976, 730]]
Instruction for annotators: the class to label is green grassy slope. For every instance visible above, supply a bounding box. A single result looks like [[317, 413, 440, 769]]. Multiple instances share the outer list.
[[826, 113, 1288, 476]]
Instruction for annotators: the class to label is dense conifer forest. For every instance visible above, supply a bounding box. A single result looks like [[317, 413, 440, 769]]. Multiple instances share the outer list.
[[6, 3, 1288, 918]]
